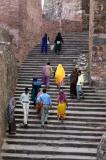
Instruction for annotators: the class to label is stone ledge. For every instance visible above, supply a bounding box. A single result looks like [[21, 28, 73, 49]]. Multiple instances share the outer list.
[[97, 133, 106, 160]]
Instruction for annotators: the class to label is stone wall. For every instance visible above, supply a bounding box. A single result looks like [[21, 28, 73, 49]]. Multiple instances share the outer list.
[[43, 0, 82, 40], [91, 36, 106, 86], [0, 0, 42, 63], [0, 1, 42, 149], [0, 29, 17, 149], [62, 0, 82, 33], [94, 0, 106, 33], [0, 0, 20, 61], [90, 0, 106, 87], [17, 0, 42, 62]]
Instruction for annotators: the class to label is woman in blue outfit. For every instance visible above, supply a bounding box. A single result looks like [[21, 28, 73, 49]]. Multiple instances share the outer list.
[[41, 33, 49, 54]]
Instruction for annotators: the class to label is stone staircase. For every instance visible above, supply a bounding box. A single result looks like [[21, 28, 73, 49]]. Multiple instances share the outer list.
[[1, 32, 106, 160]]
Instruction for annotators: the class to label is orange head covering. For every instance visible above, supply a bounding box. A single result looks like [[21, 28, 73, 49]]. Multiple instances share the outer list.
[[55, 64, 65, 85]]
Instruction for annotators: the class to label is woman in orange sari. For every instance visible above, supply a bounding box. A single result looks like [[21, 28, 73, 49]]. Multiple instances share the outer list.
[[55, 64, 65, 89], [57, 90, 68, 122]]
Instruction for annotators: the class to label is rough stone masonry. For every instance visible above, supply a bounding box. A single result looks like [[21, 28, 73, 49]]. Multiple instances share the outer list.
[[42, 0, 82, 40], [0, 29, 17, 150], [0, 0, 42, 63]]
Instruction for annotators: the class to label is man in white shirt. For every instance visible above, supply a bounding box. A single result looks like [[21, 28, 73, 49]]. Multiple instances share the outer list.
[[76, 71, 84, 100], [20, 87, 30, 127]]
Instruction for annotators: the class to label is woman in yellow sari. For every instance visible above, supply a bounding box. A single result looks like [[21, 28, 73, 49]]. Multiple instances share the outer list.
[[55, 64, 65, 89], [57, 90, 68, 122]]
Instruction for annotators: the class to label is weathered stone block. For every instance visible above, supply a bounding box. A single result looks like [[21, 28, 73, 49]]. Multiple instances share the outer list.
[[0, 29, 17, 150], [0, 0, 42, 63]]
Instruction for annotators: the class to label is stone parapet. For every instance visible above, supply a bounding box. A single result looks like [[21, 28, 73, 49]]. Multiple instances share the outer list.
[[97, 133, 106, 160]]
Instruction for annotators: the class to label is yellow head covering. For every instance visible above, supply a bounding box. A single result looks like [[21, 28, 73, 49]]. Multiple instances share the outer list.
[[55, 64, 65, 85]]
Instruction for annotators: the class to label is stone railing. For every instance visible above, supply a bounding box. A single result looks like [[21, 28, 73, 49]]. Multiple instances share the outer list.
[[97, 133, 106, 160], [75, 51, 89, 84]]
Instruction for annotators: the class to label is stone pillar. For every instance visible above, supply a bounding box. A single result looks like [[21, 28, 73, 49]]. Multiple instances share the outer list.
[[88, 0, 95, 84]]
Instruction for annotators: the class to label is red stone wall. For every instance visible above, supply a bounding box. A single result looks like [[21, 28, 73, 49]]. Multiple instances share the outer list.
[[94, 0, 106, 33], [0, 0, 19, 27], [0, 0, 20, 58], [62, 20, 82, 33], [0, 0, 42, 63], [0, 29, 17, 150], [42, 0, 83, 40], [90, 0, 106, 87], [91, 36, 106, 86], [42, 19, 60, 42], [17, 0, 42, 62], [42, 19, 82, 42]]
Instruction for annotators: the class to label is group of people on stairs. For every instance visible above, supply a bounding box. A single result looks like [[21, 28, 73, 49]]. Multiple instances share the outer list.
[[41, 32, 64, 54], [6, 31, 85, 133], [6, 62, 85, 133], [30, 63, 68, 128]]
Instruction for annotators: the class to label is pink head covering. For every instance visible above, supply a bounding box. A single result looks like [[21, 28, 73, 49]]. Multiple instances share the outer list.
[[58, 90, 66, 103]]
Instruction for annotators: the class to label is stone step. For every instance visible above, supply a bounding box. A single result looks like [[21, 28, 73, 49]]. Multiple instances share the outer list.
[[14, 114, 106, 122], [6, 128, 104, 137], [15, 96, 106, 103], [14, 95, 105, 101], [1, 153, 96, 160], [35, 46, 88, 48], [14, 108, 106, 117], [19, 64, 76, 68], [15, 90, 105, 96], [19, 65, 75, 69], [22, 57, 79, 61], [15, 104, 106, 111], [15, 118, 106, 127], [2, 143, 97, 156], [14, 97, 106, 105], [54, 46, 88, 48], [17, 70, 76, 73], [29, 50, 88, 54], [62, 39, 89, 42], [15, 84, 93, 89], [5, 138, 98, 148], [15, 88, 95, 93], [27, 51, 84, 54], [21, 60, 78, 64], [20, 63, 76, 66], [14, 123, 106, 131]]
